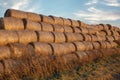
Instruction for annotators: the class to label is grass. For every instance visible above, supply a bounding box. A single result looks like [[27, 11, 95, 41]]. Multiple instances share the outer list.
[[0, 49, 120, 80]]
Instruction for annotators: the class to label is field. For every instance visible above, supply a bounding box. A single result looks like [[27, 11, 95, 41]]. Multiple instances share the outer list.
[[0, 9, 120, 80]]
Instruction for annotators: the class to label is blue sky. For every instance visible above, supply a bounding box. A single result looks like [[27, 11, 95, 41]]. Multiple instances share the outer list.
[[0, 0, 120, 27]]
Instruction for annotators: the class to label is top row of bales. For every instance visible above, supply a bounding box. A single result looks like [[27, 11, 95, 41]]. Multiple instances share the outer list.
[[4, 9, 87, 28]]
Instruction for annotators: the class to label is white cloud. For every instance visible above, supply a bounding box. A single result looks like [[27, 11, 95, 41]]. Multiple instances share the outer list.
[[0, 0, 41, 12], [74, 7, 120, 23], [85, 0, 120, 7], [85, 0, 98, 5], [11, 0, 29, 10], [103, 0, 120, 7]]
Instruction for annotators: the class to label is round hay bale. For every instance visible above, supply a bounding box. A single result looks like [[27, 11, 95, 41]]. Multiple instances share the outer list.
[[106, 24, 112, 30], [40, 14, 54, 24], [0, 30, 18, 45], [109, 41, 117, 48], [52, 32, 66, 43], [99, 24, 109, 30], [96, 35, 106, 41], [105, 41, 112, 48], [111, 31, 119, 36], [63, 18, 72, 26], [98, 24, 104, 30], [71, 20, 79, 27], [113, 36, 119, 40], [80, 27, 89, 34], [3, 59, 20, 73], [17, 30, 37, 44], [75, 51, 89, 64], [53, 24, 64, 32], [36, 31, 54, 43], [106, 36, 114, 41], [92, 42, 101, 49], [103, 30, 112, 36], [49, 16, 64, 25], [4, 9, 27, 19], [78, 21, 87, 28], [73, 27, 82, 33], [24, 19, 41, 30], [0, 62, 4, 74], [27, 12, 41, 22], [0, 17, 24, 30], [83, 42, 93, 50], [98, 41, 106, 49], [50, 43, 66, 56], [86, 50, 97, 61], [8, 43, 34, 58], [90, 50, 103, 58], [65, 33, 83, 42], [0, 46, 11, 60], [64, 26, 74, 32], [88, 28, 97, 34], [83, 34, 92, 41], [99, 31, 107, 35], [91, 35, 98, 42], [62, 53, 78, 65], [62, 43, 76, 53], [73, 42, 86, 51], [40, 22, 54, 32], [31, 42, 53, 56]]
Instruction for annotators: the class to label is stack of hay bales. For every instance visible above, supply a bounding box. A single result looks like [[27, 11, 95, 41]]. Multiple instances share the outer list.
[[0, 9, 120, 76]]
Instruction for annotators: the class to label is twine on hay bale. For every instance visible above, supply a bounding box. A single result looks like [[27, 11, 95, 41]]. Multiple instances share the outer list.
[[36, 31, 54, 43], [0, 17, 24, 30], [23, 19, 41, 30], [0, 30, 18, 45], [17, 30, 37, 44]]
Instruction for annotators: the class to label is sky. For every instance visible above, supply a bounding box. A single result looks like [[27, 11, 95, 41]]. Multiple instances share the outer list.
[[0, 0, 120, 27]]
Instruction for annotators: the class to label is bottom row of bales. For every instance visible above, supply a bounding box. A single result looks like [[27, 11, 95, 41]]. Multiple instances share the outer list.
[[0, 48, 120, 77]]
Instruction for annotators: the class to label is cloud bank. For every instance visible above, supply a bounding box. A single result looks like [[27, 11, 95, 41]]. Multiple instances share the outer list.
[[74, 7, 120, 23], [0, 0, 40, 12]]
